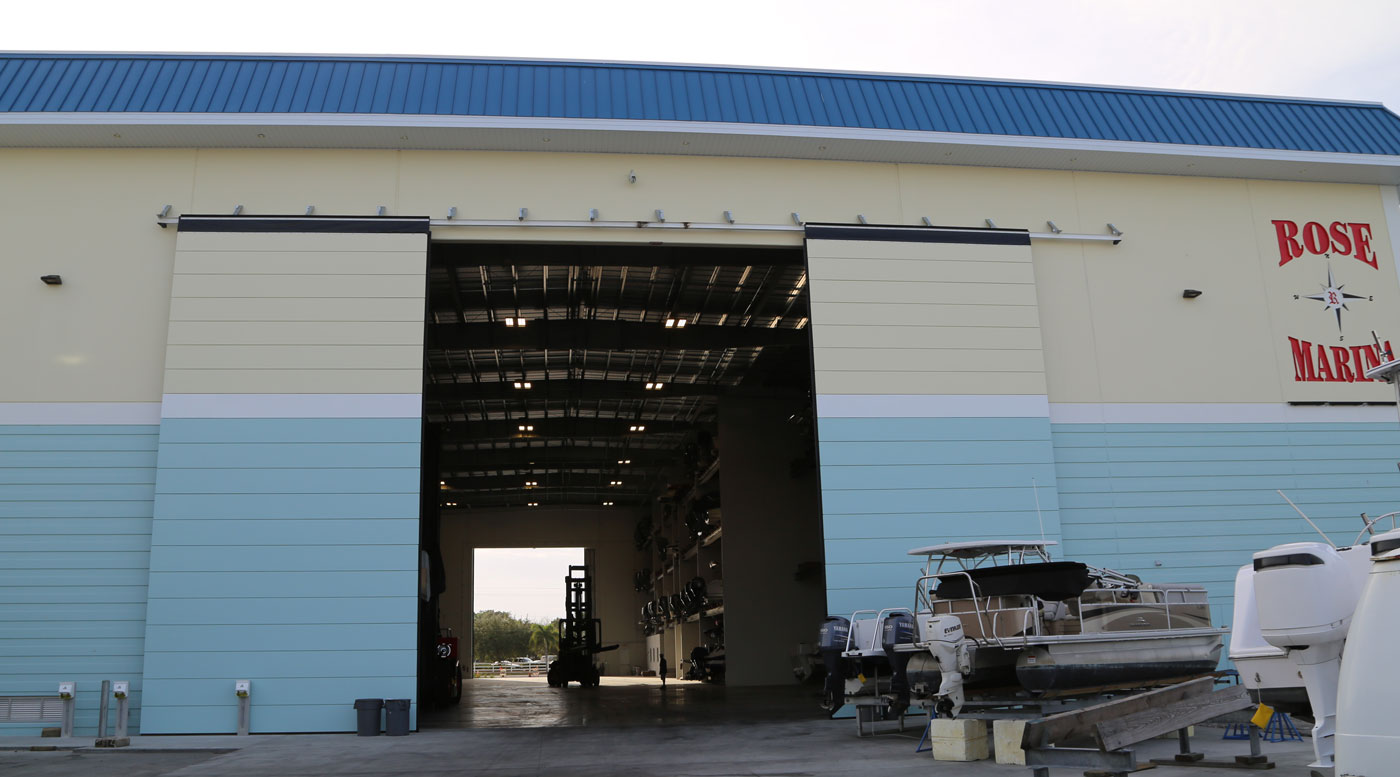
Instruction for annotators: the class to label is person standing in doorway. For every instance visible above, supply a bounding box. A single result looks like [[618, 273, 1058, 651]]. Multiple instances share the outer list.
[[659, 653, 668, 688]]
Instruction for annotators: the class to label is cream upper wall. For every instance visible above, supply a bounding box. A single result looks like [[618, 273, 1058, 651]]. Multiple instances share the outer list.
[[1, 147, 1394, 405], [0, 149, 195, 403]]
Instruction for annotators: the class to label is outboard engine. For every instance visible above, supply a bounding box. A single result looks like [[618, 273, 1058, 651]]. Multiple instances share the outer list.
[[880, 611, 918, 715], [817, 616, 850, 712], [1252, 541, 1368, 769], [911, 613, 972, 717]]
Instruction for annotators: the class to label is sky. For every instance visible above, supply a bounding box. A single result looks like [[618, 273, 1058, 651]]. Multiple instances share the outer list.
[[5, 0, 1399, 112], [473, 547, 584, 622]]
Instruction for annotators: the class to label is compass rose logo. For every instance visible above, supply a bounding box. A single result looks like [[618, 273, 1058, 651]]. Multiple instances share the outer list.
[[1297, 264, 1369, 334]]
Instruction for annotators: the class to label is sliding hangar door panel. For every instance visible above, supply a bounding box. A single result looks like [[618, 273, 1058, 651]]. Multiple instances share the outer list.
[[804, 225, 1063, 616], [140, 217, 428, 734]]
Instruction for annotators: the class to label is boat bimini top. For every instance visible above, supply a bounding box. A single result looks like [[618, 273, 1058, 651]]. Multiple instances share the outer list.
[[908, 540, 1058, 573]]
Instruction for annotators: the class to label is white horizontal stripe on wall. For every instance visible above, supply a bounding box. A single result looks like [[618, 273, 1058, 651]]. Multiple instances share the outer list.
[[161, 394, 423, 419], [0, 403, 162, 425], [817, 394, 1050, 418], [1049, 403, 1400, 424]]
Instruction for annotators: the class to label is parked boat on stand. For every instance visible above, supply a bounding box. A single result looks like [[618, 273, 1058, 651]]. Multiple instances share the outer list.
[[828, 540, 1226, 718]]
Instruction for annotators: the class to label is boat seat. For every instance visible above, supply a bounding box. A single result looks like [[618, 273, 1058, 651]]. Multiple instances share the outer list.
[[933, 595, 1037, 640]]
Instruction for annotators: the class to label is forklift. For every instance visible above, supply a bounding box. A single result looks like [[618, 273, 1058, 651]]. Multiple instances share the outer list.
[[547, 565, 618, 688]]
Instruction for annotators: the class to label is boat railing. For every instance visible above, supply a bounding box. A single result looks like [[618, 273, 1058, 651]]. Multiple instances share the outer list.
[[916, 575, 1211, 643], [1356, 512, 1400, 545], [843, 608, 912, 653], [1075, 585, 1209, 632], [914, 572, 1043, 646]]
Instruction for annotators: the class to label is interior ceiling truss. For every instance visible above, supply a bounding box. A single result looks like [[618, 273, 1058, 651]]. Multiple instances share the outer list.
[[426, 241, 810, 510]]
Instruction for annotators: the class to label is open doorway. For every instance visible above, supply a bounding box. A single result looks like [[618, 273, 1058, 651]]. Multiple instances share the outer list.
[[419, 240, 827, 728], [471, 547, 584, 673]]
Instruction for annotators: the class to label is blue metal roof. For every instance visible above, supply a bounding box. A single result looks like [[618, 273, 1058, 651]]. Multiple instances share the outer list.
[[3, 53, 1399, 155]]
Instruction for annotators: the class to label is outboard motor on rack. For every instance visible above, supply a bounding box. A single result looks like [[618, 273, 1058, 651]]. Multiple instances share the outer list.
[[880, 611, 918, 715], [1252, 541, 1368, 769], [817, 616, 850, 712]]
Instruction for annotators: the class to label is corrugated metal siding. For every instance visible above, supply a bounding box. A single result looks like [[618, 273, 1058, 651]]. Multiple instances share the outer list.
[[1, 55, 1398, 154], [0, 424, 156, 736]]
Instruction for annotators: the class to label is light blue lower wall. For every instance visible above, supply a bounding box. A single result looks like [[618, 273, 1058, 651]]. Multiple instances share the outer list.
[[1052, 421, 1400, 638], [819, 416, 1400, 652], [819, 416, 1063, 616], [140, 418, 420, 734], [0, 425, 158, 736]]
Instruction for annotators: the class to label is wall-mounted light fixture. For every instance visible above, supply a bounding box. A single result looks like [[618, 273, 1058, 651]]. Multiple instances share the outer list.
[[517, 424, 535, 432], [40, 275, 62, 286], [644, 382, 664, 390], [663, 318, 686, 329], [629, 425, 646, 432], [514, 381, 532, 389], [1182, 289, 1203, 299]]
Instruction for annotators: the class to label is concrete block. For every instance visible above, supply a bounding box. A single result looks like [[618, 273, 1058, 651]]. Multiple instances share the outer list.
[[993, 719, 1027, 765], [928, 718, 990, 762], [931, 736, 989, 761], [929, 718, 984, 738]]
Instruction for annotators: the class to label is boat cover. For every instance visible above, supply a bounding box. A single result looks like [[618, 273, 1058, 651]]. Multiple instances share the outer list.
[[935, 561, 1091, 601]]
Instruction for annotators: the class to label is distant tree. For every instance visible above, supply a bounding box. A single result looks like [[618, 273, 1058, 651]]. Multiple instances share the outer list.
[[472, 610, 532, 662], [528, 620, 560, 657]]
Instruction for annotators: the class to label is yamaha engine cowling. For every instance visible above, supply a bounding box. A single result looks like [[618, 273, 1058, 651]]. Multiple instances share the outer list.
[[817, 616, 850, 711], [881, 611, 918, 715]]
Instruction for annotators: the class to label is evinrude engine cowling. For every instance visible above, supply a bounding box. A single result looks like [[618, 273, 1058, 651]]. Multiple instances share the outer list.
[[881, 611, 918, 715], [817, 616, 850, 711]]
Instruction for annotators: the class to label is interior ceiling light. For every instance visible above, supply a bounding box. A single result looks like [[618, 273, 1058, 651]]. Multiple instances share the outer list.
[[513, 381, 532, 389], [663, 318, 687, 329], [629, 425, 646, 432], [644, 382, 664, 390], [503, 317, 526, 327]]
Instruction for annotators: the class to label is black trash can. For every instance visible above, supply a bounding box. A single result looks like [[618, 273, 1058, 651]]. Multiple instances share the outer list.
[[353, 698, 383, 737], [384, 698, 411, 736]]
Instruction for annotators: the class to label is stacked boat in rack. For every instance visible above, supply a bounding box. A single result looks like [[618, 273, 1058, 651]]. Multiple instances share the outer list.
[[821, 540, 1227, 716]]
